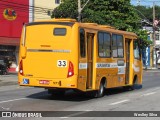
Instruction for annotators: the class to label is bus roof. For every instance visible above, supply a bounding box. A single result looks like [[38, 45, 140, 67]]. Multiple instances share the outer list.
[[27, 18, 137, 37], [78, 22, 137, 37]]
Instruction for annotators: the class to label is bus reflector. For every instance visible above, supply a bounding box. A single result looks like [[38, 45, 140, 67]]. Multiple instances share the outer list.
[[19, 60, 23, 75], [67, 61, 74, 78]]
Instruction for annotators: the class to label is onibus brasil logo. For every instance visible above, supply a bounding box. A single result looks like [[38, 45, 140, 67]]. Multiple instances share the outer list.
[[3, 8, 17, 21]]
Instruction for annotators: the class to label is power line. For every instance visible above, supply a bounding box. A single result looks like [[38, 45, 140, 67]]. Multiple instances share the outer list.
[[0, 0, 58, 20], [0, 5, 49, 14], [132, 0, 160, 2], [0, 0, 54, 10], [132, 0, 160, 6], [0, 0, 55, 13]]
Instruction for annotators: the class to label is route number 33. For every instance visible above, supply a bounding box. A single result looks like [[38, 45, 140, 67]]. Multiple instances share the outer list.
[[57, 60, 67, 67]]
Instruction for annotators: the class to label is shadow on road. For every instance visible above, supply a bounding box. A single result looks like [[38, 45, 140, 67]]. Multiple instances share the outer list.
[[27, 90, 94, 102], [26, 87, 139, 102]]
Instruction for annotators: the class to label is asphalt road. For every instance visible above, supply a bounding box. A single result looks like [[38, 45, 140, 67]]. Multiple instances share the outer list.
[[0, 70, 160, 120]]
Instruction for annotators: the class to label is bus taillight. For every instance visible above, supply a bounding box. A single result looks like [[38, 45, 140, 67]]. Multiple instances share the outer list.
[[67, 61, 74, 78], [19, 60, 24, 75]]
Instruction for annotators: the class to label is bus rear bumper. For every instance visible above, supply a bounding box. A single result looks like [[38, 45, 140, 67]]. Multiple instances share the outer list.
[[18, 75, 77, 89]]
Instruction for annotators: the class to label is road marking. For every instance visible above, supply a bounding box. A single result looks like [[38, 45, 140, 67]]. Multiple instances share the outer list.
[[0, 98, 28, 104], [85, 110, 93, 111], [60, 117, 69, 119], [144, 71, 160, 72], [142, 92, 156, 96], [16, 86, 26, 89], [109, 99, 129, 105], [0, 106, 10, 110], [60, 110, 92, 118]]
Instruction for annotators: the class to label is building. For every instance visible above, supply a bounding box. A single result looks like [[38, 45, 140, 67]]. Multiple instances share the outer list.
[[142, 26, 160, 68], [0, 0, 61, 72], [0, 0, 29, 72], [32, 0, 61, 21]]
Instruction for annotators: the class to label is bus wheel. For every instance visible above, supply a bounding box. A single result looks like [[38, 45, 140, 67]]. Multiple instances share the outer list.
[[130, 76, 137, 90], [94, 81, 105, 98], [124, 77, 137, 91]]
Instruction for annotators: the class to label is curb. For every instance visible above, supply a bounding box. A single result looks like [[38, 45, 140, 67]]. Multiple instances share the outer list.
[[143, 67, 158, 70]]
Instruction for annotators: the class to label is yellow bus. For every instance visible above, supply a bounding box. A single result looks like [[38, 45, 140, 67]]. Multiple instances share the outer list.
[[18, 19, 143, 97]]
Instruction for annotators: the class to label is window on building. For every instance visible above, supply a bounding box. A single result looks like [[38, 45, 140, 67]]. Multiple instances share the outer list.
[[55, 0, 60, 4], [47, 11, 51, 16], [112, 34, 124, 58], [156, 34, 160, 40], [98, 32, 111, 57]]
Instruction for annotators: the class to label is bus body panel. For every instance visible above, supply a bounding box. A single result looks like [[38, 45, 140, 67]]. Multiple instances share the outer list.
[[23, 25, 73, 79], [18, 22, 79, 88], [19, 75, 78, 88], [18, 19, 143, 94]]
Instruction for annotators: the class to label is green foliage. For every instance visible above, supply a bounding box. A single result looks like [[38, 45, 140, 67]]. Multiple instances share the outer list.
[[52, 0, 152, 47], [52, 0, 141, 30], [134, 5, 160, 22], [52, 0, 77, 18], [134, 30, 152, 49]]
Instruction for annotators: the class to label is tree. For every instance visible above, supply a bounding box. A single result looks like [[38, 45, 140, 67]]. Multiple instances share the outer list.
[[134, 30, 152, 49], [134, 5, 160, 24], [52, 0, 141, 30], [52, 0, 77, 18], [52, 0, 151, 47]]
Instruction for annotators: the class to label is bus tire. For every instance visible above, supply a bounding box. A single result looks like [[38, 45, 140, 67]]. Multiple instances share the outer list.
[[94, 81, 105, 98], [130, 76, 138, 90]]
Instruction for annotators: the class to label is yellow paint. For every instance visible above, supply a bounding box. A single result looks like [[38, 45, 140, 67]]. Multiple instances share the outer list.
[[18, 19, 143, 92]]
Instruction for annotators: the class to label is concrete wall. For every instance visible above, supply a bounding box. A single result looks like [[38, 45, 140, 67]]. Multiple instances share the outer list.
[[33, 0, 61, 21]]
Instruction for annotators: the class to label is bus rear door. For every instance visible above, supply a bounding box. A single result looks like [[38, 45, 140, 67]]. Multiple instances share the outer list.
[[78, 29, 95, 91]]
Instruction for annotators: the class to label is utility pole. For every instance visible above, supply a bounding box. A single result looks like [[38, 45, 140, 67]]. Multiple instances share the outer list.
[[152, 2, 156, 67], [78, 0, 90, 22], [78, 0, 81, 22]]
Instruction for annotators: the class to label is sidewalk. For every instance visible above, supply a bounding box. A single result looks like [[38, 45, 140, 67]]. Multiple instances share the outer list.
[[0, 73, 18, 87], [143, 67, 158, 70]]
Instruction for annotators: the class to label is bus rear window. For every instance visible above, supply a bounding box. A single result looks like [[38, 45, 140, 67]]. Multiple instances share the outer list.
[[54, 28, 66, 36]]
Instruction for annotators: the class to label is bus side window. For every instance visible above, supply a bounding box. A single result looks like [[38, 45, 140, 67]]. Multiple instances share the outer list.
[[104, 33, 111, 57], [117, 35, 124, 58], [98, 32, 111, 58], [80, 29, 86, 57], [112, 34, 118, 57], [134, 40, 140, 59]]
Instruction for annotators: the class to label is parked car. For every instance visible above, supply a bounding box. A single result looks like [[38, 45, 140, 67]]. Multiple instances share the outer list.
[[0, 59, 8, 75]]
